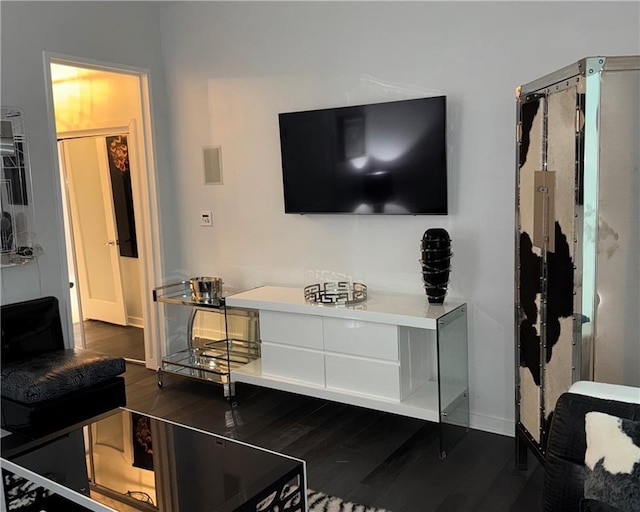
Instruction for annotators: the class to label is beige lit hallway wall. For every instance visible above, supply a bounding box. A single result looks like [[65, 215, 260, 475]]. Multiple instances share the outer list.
[[52, 65, 143, 327]]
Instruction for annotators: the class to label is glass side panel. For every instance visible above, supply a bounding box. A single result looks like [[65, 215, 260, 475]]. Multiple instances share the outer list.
[[437, 304, 469, 458], [591, 68, 640, 386]]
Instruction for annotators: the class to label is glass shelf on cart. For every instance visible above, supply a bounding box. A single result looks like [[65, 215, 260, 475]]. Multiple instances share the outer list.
[[162, 338, 260, 371], [153, 281, 228, 309], [162, 358, 231, 384], [163, 347, 245, 375], [201, 338, 260, 362]]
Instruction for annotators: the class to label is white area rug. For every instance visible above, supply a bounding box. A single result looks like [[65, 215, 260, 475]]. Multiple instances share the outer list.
[[307, 489, 390, 512]]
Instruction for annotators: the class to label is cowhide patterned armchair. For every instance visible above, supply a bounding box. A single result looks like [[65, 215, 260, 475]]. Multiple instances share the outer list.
[[1, 296, 126, 434], [543, 381, 640, 512]]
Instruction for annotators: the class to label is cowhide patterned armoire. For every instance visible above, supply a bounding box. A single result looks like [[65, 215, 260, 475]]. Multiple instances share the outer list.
[[515, 56, 640, 465]]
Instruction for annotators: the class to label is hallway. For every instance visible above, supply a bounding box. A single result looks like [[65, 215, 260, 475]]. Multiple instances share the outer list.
[[75, 320, 144, 362]]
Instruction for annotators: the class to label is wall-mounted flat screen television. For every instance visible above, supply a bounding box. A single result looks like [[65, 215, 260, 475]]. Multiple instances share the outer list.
[[279, 96, 447, 215]]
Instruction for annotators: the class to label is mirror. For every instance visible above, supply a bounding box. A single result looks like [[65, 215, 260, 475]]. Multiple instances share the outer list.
[[1, 106, 36, 266]]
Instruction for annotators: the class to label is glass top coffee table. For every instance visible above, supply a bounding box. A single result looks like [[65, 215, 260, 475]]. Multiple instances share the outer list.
[[2, 408, 306, 512]]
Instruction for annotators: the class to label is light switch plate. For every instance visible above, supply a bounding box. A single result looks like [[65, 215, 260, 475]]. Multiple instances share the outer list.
[[200, 210, 213, 227]]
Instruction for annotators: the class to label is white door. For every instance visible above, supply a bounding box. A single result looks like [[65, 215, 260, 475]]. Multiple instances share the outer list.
[[60, 137, 127, 326]]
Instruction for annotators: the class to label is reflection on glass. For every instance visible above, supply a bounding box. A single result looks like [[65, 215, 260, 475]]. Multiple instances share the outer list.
[[349, 156, 368, 170], [88, 410, 305, 511]]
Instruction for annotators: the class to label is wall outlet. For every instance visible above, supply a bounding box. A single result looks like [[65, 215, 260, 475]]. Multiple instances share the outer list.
[[200, 210, 213, 227]]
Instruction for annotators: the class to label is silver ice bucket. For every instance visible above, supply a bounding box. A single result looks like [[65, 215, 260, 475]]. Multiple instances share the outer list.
[[189, 276, 223, 302]]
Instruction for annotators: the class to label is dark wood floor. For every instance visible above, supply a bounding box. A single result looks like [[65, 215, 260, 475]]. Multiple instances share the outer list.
[[124, 364, 544, 512], [75, 320, 145, 361]]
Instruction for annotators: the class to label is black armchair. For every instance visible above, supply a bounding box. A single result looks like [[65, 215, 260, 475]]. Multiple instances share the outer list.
[[543, 382, 640, 512], [1, 296, 126, 434]]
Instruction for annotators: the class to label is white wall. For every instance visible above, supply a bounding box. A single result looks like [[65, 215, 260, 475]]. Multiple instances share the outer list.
[[0, 2, 178, 345], [157, 1, 640, 435]]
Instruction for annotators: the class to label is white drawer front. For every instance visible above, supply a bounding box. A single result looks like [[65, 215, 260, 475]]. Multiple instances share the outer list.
[[323, 318, 398, 361], [325, 354, 400, 400], [261, 342, 325, 386], [259, 310, 323, 349]]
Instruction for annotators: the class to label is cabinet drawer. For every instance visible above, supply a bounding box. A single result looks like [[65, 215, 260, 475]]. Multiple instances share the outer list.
[[323, 318, 398, 361], [325, 354, 401, 400], [261, 342, 325, 386], [259, 310, 323, 349]]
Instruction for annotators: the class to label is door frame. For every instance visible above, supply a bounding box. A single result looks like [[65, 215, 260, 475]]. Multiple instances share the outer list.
[[43, 52, 165, 370]]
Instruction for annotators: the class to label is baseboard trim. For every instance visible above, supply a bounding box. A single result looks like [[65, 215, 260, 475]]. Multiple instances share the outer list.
[[127, 316, 144, 329], [470, 413, 515, 437]]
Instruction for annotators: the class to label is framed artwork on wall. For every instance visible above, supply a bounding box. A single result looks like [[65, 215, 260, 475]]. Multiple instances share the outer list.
[[105, 134, 138, 258]]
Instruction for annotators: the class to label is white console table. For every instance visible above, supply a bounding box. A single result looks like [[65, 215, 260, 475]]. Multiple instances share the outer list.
[[226, 286, 469, 457]]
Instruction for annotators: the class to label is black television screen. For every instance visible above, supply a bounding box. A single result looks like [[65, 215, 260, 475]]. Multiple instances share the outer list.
[[279, 96, 447, 215]]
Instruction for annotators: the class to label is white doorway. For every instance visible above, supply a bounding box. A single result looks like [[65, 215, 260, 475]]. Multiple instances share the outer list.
[[45, 55, 163, 369]]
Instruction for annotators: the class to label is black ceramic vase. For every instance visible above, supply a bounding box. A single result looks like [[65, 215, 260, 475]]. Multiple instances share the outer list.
[[420, 228, 452, 304]]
